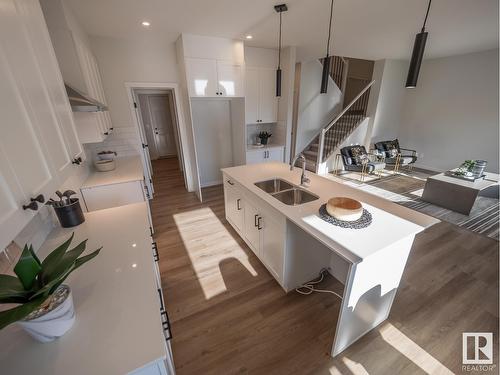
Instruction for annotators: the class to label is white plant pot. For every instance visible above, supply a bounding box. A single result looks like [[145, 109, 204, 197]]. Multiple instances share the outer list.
[[17, 285, 75, 343]]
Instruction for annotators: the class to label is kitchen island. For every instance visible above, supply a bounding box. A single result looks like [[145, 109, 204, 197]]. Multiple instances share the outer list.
[[221, 162, 438, 357], [0, 203, 174, 375]]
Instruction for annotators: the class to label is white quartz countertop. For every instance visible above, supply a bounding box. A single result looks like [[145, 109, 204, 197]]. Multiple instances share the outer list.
[[82, 156, 144, 189], [222, 163, 439, 264], [0, 203, 166, 375]]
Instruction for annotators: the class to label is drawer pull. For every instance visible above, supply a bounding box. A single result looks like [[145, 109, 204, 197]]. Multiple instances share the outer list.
[[227, 180, 234, 186], [254, 214, 259, 227], [22, 201, 38, 211], [157, 288, 165, 311], [257, 216, 262, 230], [152, 242, 159, 261], [237, 198, 241, 210]]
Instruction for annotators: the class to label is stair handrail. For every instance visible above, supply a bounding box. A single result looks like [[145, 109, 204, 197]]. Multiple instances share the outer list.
[[323, 80, 375, 134], [317, 80, 375, 166]]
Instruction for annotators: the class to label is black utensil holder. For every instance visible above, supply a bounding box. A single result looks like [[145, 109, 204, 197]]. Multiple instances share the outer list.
[[53, 198, 85, 228]]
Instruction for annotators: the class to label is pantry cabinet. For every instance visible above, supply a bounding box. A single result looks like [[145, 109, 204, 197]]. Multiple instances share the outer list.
[[185, 58, 244, 98], [245, 67, 278, 124], [0, 0, 83, 250], [223, 176, 286, 287]]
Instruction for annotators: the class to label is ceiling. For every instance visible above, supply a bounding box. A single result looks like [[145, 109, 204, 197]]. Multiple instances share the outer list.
[[66, 0, 499, 61]]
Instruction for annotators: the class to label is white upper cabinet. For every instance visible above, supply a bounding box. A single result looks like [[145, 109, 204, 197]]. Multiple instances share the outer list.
[[216, 61, 244, 97], [40, 0, 112, 143], [245, 67, 259, 123], [0, 0, 83, 250], [185, 58, 218, 97], [245, 67, 278, 124], [186, 58, 244, 98]]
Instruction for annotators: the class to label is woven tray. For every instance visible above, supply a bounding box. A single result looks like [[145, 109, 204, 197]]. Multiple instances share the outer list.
[[318, 204, 372, 229]]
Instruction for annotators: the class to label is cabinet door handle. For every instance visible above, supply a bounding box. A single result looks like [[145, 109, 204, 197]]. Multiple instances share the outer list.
[[152, 242, 159, 261], [237, 198, 241, 210], [157, 288, 165, 311], [22, 201, 38, 211], [31, 194, 45, 204], [257, 216, 262, 230], [227, 180, 234, 186], [254, 214, 259, 227]]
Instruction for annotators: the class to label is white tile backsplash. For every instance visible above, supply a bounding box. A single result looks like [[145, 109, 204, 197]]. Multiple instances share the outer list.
[[85, 126, 141, 160]]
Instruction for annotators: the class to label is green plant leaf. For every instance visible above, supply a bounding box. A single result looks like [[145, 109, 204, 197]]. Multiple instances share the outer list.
[[13, 245, 41, 290], [28, 245, 41, 266], [34, 247, 101, 299], [39, 233, 74, 284], [0, 274, 30, 302], [0, 296, 46, 330], [48, 247, 102, 295], [42, 239, 88, 285]]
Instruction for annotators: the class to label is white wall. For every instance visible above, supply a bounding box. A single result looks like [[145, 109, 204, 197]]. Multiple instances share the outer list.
[[295, 59, 342, 154], [90, 36, 180, 128], [368, 59, 407, 144], [400, 49, 499, 173]]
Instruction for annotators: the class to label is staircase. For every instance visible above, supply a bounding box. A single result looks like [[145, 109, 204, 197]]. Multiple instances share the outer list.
[[300, 80, 375, 173]]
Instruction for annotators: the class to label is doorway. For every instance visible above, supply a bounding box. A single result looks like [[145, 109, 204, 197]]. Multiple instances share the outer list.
[[137, 91, 179, 160], [126, 83, 189, 198]]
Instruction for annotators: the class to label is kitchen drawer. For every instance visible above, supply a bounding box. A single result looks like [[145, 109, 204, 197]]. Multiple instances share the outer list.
[[81, 181, 145, 211]]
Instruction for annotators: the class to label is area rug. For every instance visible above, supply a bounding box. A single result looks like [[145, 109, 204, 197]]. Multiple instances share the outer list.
[[331, 170, 499, 240]]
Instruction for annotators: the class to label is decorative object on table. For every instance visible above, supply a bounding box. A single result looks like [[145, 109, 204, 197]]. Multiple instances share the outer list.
[[336, 145, 386, 181], [319, 203, 372, 229], [374, 139, 417, 173], [258, 131, 272, 145], [46, 190, 85, 228], [94, 159, 116, 172], [97, 150, 117, 161], [0, 233, 101, 342], [448, 160, 487, 181], [326, 197, 363, 221]]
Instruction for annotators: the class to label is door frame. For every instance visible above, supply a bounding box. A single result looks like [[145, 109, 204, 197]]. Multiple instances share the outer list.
[[125, 82, 189, 190]]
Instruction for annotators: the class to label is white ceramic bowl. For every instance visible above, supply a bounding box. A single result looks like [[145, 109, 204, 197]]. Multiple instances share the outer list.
[[94, 159, 115, 172], [326, 197, 363, 221]]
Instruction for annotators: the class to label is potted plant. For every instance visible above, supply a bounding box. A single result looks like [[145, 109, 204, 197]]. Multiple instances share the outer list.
[[46, 190, 85, 228], [258, 131, 272, 145], [0, 233, 101, 342]]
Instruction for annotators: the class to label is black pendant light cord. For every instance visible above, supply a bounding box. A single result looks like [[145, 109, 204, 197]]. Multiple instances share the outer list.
[[421, 0, 432, 32], [278, 11, 282, 68], [325, 0, 334, 57]]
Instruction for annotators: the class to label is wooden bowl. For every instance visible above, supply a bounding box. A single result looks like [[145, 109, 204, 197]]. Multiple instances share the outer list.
[[326, 197, 363, 221]]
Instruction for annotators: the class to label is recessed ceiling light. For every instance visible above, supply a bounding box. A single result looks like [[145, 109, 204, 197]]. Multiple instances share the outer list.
[[141, 21, 151, 27], [245, 35, 253, 40]]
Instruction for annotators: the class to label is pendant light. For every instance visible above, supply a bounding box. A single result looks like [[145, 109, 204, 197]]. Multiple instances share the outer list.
[[406, 0, 432, 88], [320, 0, 334, 94], [274, 4, 287, 97]]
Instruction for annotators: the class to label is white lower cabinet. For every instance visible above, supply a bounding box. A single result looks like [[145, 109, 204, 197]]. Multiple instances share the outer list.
[[223, 175, 286, 287], [246, 146, 284, 165], [80, 181, 146, 212], [224, 182, 244, 233]]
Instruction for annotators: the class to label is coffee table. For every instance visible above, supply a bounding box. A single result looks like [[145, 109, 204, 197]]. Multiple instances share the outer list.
[[421, 171, 499, 215]]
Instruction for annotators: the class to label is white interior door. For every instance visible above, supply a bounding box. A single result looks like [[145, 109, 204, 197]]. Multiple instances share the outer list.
[[148, 95, 177, 158], [138, 94, 159, 160]]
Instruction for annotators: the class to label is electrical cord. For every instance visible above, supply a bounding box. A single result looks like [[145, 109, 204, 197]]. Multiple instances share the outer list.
[[295, 268, 343, 299]]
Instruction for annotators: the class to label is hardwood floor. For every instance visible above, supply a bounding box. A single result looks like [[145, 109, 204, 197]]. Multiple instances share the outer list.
[[151, 158, 499, 375]]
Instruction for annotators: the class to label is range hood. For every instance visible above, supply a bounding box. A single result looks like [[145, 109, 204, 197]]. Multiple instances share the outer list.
[[65, 84, 107, 112]]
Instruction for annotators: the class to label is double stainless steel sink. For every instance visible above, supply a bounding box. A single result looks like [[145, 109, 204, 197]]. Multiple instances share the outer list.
[[254, 178, 319, 206]]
